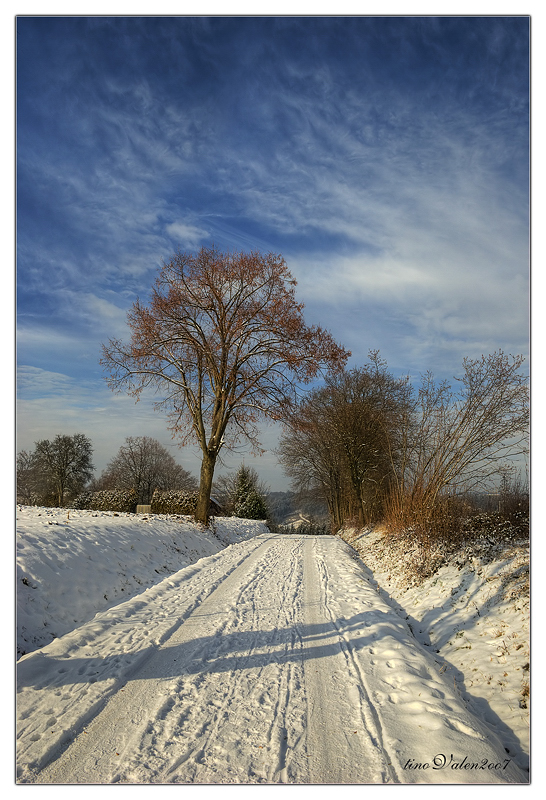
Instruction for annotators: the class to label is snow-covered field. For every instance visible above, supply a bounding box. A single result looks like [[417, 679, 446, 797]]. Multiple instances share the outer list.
[[16, 506, 529, 785], [16, 506, 266, 657]]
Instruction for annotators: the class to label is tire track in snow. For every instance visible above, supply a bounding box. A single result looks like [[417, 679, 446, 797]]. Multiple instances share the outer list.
[[149, 534, 306, 784], [32, 535, 308, 784], [22, 533, 526, 785], [252, 537, 307, 782], [301, 537, 398, 783], [314, 538, 401, 782], [17, 534, 273, 779], [118, 533, 309, 783]]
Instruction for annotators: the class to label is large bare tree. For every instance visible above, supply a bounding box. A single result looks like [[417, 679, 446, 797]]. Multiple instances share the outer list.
[[101, 247, 349, 523]]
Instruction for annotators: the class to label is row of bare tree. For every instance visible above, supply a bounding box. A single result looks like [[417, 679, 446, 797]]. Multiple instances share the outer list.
[[18, 241, 529, 535], [17, 435, 197, 508], [278, 350, 529, 534]]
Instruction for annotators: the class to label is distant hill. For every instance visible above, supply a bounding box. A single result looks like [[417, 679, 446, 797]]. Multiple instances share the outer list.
[[266, 491, 329, 525]]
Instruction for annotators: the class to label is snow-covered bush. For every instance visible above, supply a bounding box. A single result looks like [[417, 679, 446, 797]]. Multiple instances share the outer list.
[[71, 488, 223, 517], [151, 489, 199, 515], [374, 508, 529, 585]]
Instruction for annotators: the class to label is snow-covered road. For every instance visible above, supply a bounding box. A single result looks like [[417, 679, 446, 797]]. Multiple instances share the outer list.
[[17, 533, 526, 784]]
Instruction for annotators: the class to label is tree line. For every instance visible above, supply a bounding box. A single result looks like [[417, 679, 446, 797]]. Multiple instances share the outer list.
[[99, 246, 528, 533], [16, 435, 196, 508], [19, 246, 528, 540], [278, 350, 529, 539], [17, 434, 271, 521]]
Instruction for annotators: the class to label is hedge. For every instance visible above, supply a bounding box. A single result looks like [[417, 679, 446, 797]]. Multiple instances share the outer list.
[[70, 488, 138, 513], [151, 490, 222, 516], [70, 488, 222, 516]]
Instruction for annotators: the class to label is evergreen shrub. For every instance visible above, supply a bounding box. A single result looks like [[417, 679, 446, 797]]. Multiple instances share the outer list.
[[71, 488, 138, 512]]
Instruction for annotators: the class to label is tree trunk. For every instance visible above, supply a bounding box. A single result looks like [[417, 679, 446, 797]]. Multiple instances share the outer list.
[[195, 450, 216, 525], [55, 480, 64, 508]]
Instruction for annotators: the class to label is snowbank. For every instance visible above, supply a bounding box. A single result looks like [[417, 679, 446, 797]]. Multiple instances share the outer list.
[[339, 525, 530, 771], [16, 506, 268, 658]]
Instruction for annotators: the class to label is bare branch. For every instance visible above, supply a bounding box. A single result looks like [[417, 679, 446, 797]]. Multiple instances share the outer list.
[[102, 246, 349, 522]]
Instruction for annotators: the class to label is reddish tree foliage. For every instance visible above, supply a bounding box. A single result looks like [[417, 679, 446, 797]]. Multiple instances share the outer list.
[[101, 247, 350, 523]]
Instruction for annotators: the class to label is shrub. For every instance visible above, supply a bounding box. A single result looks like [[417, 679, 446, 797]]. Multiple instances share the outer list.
[[71, 488, 222, 516], [150, 490, 221, 516], [381, 487, 529, 583], [151, 490, 198, 515], [71, 488, 138, 513], [383, 490, 471, 550]]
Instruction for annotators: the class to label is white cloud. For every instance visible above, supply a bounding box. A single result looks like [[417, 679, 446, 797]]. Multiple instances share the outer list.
[[288, 218, 528, 378], [17, 365, 79, 398], [14, 19, 530, 499], [165, 221, 210, 250]]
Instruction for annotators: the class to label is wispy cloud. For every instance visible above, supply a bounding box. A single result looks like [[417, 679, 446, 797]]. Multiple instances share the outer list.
[[165, 221, 210, 250]]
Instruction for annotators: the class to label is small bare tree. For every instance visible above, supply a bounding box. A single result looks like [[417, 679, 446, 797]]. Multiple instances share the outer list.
[[323, 354, 412, 524], [95, 436, 197, 504], [32, 433, 94, 507], [278, 386, 350, 530], [101, 247, 349, 523], [278, 353, 411, 528], [386, 351, 530, 541], [400, 352, 529, 504]]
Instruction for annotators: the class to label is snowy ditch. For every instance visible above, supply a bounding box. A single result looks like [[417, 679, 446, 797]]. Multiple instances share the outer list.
[[339, 525, 530, 773]]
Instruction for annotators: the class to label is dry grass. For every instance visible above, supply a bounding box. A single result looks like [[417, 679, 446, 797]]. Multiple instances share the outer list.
[[381, 484, 529, 585]]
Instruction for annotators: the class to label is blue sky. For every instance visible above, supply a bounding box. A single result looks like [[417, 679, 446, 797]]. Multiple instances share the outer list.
[[16, 15, 529, 490]]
